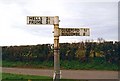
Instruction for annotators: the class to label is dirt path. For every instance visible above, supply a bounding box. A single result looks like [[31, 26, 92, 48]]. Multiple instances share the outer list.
[[2, 67, 118, 79]]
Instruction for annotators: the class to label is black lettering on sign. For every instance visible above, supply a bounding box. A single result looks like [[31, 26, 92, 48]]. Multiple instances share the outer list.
[[73, 33, 76, 36], [83, 33, 85, 36], [84, 29, 87, 32], [40, 17, 42, 24], [36, 17, 39, 20], [46, 17, 50, 24], [29, 17, 34, 20], [29, 21, 32, 24]]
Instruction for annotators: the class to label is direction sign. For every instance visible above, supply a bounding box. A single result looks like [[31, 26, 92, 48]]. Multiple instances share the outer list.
[[27, 16, 54, 25], [27, 16, 90, 80], [59, 28, 90, 36]]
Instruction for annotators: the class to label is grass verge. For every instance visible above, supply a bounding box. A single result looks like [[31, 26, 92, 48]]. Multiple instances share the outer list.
[[2, 73, 51, 80], [1, 73, 87, 81], [2, 59, 118, 71]]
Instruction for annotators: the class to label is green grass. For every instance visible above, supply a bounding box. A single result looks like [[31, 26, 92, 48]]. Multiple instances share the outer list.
[[2, 60, 53, 69], [1, 73, 87, 81], [2, 73, 52, 80], [2, 59, 118, 71], [60, 60, 118, 70], [2, 80, 88, 81]]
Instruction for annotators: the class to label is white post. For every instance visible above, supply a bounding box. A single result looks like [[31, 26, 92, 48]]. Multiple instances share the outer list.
[[53, 16, 60, 81]]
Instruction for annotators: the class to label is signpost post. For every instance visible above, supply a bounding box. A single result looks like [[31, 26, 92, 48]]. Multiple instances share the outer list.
[[27, 16, 90, 81], [53, 16, 60, 81], [27, 16, 61, 81]]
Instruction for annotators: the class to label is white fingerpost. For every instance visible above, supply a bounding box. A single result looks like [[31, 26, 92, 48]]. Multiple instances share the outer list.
[[53, 16, 60, 81], [27, 16, 90, 81]]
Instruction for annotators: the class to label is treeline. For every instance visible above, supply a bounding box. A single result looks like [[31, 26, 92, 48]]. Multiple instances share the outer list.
[[2, 41, 120, 64]]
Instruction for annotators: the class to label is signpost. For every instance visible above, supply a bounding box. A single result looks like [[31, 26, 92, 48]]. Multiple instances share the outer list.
[[27, 16, 54, 25], [53, 16, 60, 80], [27, 16, 90, 81], [59, 28, 90, 36]]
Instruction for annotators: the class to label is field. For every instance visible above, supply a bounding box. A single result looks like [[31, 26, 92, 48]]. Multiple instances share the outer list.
[[2, 58, 118, 71], [2, 42, 119, 71]]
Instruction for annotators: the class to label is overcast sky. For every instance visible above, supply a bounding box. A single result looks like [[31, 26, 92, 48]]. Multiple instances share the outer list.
[[0, 0, 119, 46]]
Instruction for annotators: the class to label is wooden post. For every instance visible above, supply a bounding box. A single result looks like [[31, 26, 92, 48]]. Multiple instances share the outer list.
[[53, 16, 60, 81]]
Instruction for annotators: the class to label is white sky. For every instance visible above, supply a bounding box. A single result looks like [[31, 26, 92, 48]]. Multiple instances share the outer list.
[[0, 0, 119, 46]]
